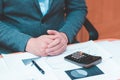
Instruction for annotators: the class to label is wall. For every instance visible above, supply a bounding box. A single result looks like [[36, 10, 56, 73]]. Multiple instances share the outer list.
[[77, 0, 120, 42]]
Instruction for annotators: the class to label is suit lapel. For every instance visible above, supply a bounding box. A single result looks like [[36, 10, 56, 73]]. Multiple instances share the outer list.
[[34, 0, 54, 15], [34, 0, 54, 17], [34, 0, 54, 11], [34, 0, 40, 10], [46, 0, 54, 15], [34, 0, 44, 17], [49, 0, 53, 8]]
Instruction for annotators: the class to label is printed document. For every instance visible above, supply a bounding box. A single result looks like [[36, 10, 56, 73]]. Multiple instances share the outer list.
[[1, 40, 120, 80]]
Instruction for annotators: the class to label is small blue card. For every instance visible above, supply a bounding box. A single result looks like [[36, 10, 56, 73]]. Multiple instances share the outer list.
[[65, 66, 104, 80]]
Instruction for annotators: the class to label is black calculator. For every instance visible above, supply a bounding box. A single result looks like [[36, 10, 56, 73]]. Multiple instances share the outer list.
[[64, 51, 102, 68]]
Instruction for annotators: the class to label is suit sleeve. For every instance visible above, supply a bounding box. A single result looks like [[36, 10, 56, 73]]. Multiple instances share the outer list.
[[0, 1, 32, 52], [59, 0, 87, 43]]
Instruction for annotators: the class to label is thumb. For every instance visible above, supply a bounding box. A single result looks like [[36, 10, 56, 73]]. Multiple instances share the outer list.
[[47, 30, 58, 35]]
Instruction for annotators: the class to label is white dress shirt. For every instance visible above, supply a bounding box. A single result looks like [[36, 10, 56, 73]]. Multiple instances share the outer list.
[[38, 0, 49, 16]]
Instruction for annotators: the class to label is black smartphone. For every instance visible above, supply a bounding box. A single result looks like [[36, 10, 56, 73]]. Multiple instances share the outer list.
[[64, 51, 102, 68]]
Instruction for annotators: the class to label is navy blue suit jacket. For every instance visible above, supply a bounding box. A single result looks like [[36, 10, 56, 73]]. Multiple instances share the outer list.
[[0, 0, 87, 53]]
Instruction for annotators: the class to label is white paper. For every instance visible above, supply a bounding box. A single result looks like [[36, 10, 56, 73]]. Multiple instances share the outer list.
[[0, 58, 8, 72], [1, 40, 120, 80], [96, 40, 120, 66], [38, 41, 120, 80]]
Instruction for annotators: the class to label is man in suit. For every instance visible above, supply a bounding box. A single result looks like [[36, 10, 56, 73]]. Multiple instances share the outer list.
[[0, 0, 87, 56]]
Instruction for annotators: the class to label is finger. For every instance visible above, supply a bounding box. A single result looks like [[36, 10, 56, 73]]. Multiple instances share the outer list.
[[32, 48, 48, 56], [39, 48, 48, 56], [47, 44, 67, 56], [42, 37, 53, 44], [39, 35, 54, 44], [46, 41, 63, 53], [45, 35, 57, 40], [40, 52, 48, 56], [47, 30, 59, 35], [48, 38, 61, 48]]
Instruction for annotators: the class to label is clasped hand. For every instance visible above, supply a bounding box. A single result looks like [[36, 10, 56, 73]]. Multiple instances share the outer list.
[[26, 30, 68, 56]]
